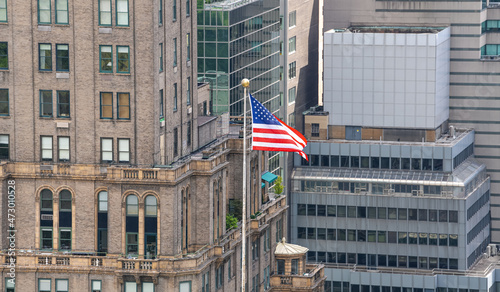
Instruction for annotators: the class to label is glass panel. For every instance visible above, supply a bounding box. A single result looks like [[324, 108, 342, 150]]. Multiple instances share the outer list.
[[39, 279, 51, 290], [125, 282, 137, 292]]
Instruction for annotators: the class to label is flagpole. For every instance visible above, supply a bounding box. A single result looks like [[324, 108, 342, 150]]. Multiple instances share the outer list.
[[241, 78, 249, 292]]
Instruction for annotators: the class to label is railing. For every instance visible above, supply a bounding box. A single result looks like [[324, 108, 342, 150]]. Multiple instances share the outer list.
[[270, 263, 325, 288]]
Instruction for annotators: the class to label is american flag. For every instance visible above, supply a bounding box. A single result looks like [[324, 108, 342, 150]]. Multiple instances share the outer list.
[[249, 93, 308, 161]]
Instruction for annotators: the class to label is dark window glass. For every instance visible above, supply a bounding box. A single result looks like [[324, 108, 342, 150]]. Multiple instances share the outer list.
[[398, 208, 407, 220], [297, 204, 306, 216], [408, 209, 417, 220], [297, 227, 306, 239], [337, 229, 346, 240], [317, 205, 326, 216], [391, 158, 400, 169], [378, 255, 387, 266], [388, 231, 397, 243], [439, 234, 448, 246], [338, 253, 346, 263], [340, 156, 349, 167], [411, 158, 421, 170], [418, 209, 427, 221], [422, 159, 432, 170], [371, 157, 380, 169], [351, 156, 359, 168], [317, 228, 326, 240], [337, 206, 346, 217], [433, 159, 443, 171], [378, 207, 387, 219], [401, 158, 410, 169], [331, 155, 340, 167], [307, 204, 316, 216], [361, 156, 369, 168], [398, 232, 407, 244], [398, 256, 407, 268], [357, 230, 366, 242], [381, 157, 390, 169], [357, 254, 366, 265], [388, 208, 397, 219], [449, 210, 458, 223], [357, 207, 366, 218], [388, 255, 397, 267], [310, 155, 319, 166], [429, 233, 438, 245], [321, 155, 329, 166], [327, 205, 336, 217], [367, 207, 376, 218], [347, 206, 356, 218], [307, 228, 316, 239], [347, 253, 356, 264], [429, 209, 437, 222], [327, 229, 336, 240], [439, 210, 448, 222]]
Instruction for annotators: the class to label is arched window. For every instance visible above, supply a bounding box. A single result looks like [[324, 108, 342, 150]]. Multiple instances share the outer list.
[[126, 195, 139, 256], [145, 195, 157, 259], [40, 189, 53, 250], [59, 190, 72, 250], [97, 191, 108, 254]]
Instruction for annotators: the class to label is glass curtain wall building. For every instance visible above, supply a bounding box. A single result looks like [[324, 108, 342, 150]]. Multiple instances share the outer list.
[[197, 0, 281, 117]]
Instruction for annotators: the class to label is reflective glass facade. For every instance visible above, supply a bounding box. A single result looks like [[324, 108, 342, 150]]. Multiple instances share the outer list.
[[197, 0, 281, 116]]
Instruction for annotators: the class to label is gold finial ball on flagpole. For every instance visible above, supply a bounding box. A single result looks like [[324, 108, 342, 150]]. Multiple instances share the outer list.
[[241, 78, 250, 88]]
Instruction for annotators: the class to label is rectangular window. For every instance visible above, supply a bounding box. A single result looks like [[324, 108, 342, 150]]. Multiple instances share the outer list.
[[173, 38, 177, 67], [187, 121, 191, 146], [0, 0, 6, 22], [125, 282, 137, 292], [311, 123, 319, 137], [173, 0, 176, 21], [41, 136, 53, 161], [100, 92, 113, 119], [158, 0, 162, 24], [5, 278, 15, 292], [173, 83, 178, 111], [0, 89, 8, 116], [142, 283, 154, 292], [159, 43, 163, 72], [289, 11, 296, 28], [186, 33, 190, 61], [289, 36, 296, 53], [59, 228, 71, 250], [117, 92, 130, 119], [40, 228, 53, 250], [288, 112, 295, 128], [99, 0, 111, 25], [38, 0, 51, 24], [288, 61, 296, 79], [186, 0, 190, 16], [58, 136, 70, 161], [117, 46, 130, 73], [288, 86, 296, 104], [55, 0, 69, 24], [173, 127, 178, 157], [0, 42, 7, 69], [56, 44, 69, 71], [0, 134, 9, 160], [99, 45, 113, 73], [179, 281, 191, 292], [116, 0, 129, 26], [159, 89, 164, 118], [101, 138, 113, 163], [118, 138, 130, 163], [57, 90, 70, 118], [39, 44, 52, 71], [91, 280, 102, 292], [187, 77, 191, 105], [39, 279, 51, 292]]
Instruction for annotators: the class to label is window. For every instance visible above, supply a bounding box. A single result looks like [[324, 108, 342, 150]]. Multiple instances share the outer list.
[[118, 138, 130, 163], [125, 282, 137, 292], [0, 134, 8, 159], [101, 138, 113, 162], [39, 44, 52, 71], [173, 83, 178, 111], [159, 89, 164, 118], [0, 42, 7, 70], [311, 123, 319, 137], [187, 121, 191, 146], [289, 11, 296, 28], [117, 92, 130, 119], [0, 0, 6, 22], [288, 112, 295, 128], [5, 278, 15, 292], [173, 127, 178, 157], [276, 218, 283, 242], [116, 0, 129, 26], [277, 259, 285, 275], [228, 257, 232, 279], [252, 239, 260, 260], [187, 77, 191, 105], [99, 45, 113, 73], [158, 0, 162, 24], [97, 191, 108, 254], [99, 0, 111, 26], [41, 228, 53, 250], [40, 90, 53, 117], [38, 0, 51, 24], [0, 89, 7, 116], [126, 195, 139, 255], [58, 137, 70, 161], [59, 228, 71, 250], [39, 279, 51, 292], [100, 92, 113, 119], [117, 46, 130, 73], [56, 44, 69, 71], [202, 271, 210, 292], [179, 281, 191, 292], [215, 264, 224, 289], [91, 280, 102, 292], [173, 38, 177, 67], [186, 33, 191, 61], [57, 91, 70, 118], [288, 86, 296, 104], [289, 36, 296, 53], [186, 0, 190, 16], [158, 43, 163, 72], [173, 0, 176, 21], [56, 0, 69, 24], [288, 61, 296, 79], [143, 283, 154, 292], [41, 136, 53, 161]]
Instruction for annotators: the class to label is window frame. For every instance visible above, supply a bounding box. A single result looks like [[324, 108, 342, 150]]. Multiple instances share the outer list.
[[159, 89, 164, 118], [56, 44, 69, 71], [41, 136, 53, 161], [173, 127, 178, 157], [173, 38, 177, 67], [0, 88, 8, 116], [179, 281, 191, 292], [115, 0, 129, 27], [173, 83, 178, 111], [55, 0, 69, 24], [40, 227, 53, 250], [289, 36, 296, 54], [117, 92, 130, 120], [59, 228, 72, 251], [288, 86, 296, 104], [57, 90, 70, 118], [0, 42, 7, 70], [186, 0, 190, 16], [159, 43, 163, 72], [91, 280, 102, 292], [158, 0, 162, 25], [186, 33, 190, 61], [40, 90, 53, 117], [187, 77, 191, 105], [116, 45, 130, 74], [142, 282, 155, 292], [38, 278, 52, 292], [288, 61, 296, 79], [0, 0, 7, 23], [57, 136, 70, 162], [5, 278, 15, 292], [100, 92, 113, 119], [0, 134, 9, 160], [289, 10, 296, 28], [38, 0, 51, 25], [173, 0, 176, 21], [101, 137, 113, 163], [98, 0, 112, 26], [99, 45, 113, 73], [39, 43, 52, 71], [118, 138, 130, 163]]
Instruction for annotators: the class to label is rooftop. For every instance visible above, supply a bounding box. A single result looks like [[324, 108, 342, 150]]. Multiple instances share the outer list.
[[337, 26, 447, 34], [275, 238, 309, 255], [203, 0, 258, 10]]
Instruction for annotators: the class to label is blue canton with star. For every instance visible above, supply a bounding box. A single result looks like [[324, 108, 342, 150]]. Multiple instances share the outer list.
[[250, 94, 281, 126]]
